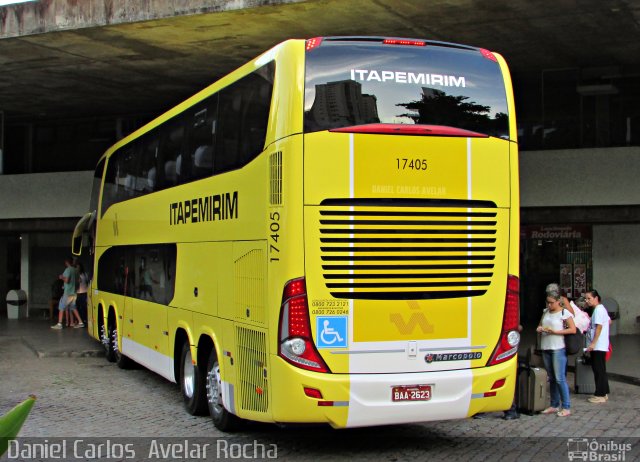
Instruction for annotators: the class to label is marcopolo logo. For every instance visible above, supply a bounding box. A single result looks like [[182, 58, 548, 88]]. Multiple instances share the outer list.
[[424, 352, 482, 363], [566, 438, 632, 461]]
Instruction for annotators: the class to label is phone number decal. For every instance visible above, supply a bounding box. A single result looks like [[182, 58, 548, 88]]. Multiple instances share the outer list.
[[311, 299, 349, 315]]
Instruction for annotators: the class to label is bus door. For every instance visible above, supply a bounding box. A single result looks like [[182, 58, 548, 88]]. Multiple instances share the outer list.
[[130, 246, 170, 358]]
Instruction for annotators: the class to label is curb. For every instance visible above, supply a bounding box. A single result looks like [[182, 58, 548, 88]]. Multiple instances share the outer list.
[[35, 350, 105, 358], [567, 365, 640, 387]]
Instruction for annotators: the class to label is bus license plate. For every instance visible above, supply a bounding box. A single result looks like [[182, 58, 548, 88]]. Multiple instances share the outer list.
[[392, 385, 432, 402]]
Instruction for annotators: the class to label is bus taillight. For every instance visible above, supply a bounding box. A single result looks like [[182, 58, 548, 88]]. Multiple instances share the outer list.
[[480, 48, 498, 62], [306, 37, 323, 51], [488, 275, 520, 366], [278, 277, 330, 373], [383, 38, 426, 47]]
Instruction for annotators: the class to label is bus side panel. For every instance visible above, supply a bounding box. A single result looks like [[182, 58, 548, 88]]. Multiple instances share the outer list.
[[173, 242, 230, 318], [263, 134, 305, 350], [191, 313, 236, 413], [269, 40, 305, 149]]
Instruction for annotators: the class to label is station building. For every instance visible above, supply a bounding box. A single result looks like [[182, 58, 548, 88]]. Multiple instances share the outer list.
[[0, 0, 639, 333]]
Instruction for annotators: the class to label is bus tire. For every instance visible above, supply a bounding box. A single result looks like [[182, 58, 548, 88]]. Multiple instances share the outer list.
[[180, 341, 208, 416], [113, 326, 134, 370], [101, 317, 116, 363], [205, 349, 241, 432]]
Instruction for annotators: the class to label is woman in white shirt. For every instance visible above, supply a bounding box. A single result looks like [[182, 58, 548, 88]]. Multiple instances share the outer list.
[[585, 290, 610, 403], [536, 290, 577, 417]]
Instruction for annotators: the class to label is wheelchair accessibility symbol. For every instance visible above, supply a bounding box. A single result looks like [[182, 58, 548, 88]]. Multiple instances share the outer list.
[[316, 316, 348, 348]]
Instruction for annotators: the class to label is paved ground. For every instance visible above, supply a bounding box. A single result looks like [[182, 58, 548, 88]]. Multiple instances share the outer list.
[[1, 319, 639, 461]]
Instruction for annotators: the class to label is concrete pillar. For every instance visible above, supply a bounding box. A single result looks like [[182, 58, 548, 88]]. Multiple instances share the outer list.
[[0, 110, 4, 175], [20, 233, 30, 318], [0, 237, 7, 316]]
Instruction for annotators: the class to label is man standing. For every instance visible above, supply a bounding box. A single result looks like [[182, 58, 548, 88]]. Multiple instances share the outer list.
[[51, 257, 84, 329]]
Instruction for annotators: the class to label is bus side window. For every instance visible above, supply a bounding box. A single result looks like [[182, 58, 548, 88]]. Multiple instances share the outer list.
[[140, 134, 160, 194], [122, 145, 139, 200], [102, 149, 125, 216], [97, 246, 130, 296], [130, 244, 176, 305], [215, 63, 274, 174], [239, 72, 273, 164], [215, 89, 241, 174], [162, 244, 176, 304], [160, 122, 185, 188], [188, 98, 217, 181]]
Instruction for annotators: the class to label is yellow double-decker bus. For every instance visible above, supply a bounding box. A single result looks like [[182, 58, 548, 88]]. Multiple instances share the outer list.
[[73, 36, 520, 431]]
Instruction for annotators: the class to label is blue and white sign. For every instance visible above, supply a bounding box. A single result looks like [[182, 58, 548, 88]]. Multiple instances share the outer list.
[[316, 316, 348, 348]]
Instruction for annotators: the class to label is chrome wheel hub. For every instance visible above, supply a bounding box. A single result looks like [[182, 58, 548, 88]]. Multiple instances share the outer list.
[[206, 361, 223, 417], [183, 348, 195, 399]]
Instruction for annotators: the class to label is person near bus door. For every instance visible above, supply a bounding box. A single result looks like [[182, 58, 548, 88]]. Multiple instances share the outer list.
[[536, 287, 576, 417], [584, 290, 610, 403], [51, 257, 84, 329]]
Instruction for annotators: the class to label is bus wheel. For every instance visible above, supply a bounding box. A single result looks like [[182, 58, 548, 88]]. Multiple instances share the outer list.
[[101, 320, 116, 363], [205, 349, 241, 431], [113, 326, 134, 370], [179, 342, 207, 416]]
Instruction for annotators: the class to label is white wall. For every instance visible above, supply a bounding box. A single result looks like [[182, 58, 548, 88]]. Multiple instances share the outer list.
[[520, 146, 640, 207], [593, 224, 640, 334], [0, 171, 93, 218], [521, 147, 640, 335]]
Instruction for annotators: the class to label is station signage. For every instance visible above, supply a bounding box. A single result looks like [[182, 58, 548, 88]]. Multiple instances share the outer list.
[[521, 225, 592, 240]]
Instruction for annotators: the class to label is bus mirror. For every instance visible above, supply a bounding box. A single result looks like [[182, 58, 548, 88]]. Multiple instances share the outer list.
[[71, 212, 93, 256], [72, 235, 83, 256]]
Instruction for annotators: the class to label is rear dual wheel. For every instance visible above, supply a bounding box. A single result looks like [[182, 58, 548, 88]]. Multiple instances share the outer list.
[[102, 315, 133, 368], [205, 349, 241, 431], [179, 342, 208, 416], [101, 318, 116, 363]]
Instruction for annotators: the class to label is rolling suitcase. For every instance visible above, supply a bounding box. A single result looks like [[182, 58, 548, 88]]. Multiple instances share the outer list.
[[574, 355, 596, 394], [517, 364, 548, 415], [526, 345, 544, 368]]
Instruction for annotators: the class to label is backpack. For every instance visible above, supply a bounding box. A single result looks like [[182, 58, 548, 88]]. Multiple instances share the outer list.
[[570, 300, 591, 334], [562, 308, 584, 355]]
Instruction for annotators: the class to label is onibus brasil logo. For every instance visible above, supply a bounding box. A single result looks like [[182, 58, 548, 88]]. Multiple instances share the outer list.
[[567, 438, 632, 461]]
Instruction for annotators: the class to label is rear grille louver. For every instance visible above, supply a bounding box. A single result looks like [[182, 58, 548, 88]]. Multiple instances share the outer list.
[[236, 326, 269, 413], [318, 199, 498, 300], [269, 151, 282, 206]]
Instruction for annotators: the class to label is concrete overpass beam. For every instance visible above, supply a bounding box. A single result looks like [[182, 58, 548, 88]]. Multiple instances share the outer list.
[[0, 0, 305, 38]]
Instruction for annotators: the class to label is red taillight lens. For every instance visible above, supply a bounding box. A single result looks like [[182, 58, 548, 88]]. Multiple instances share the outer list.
[[383, 38, 426, 47], [480, 48, 498, 62], [488, 275, 520, 366], [503, 276, 520, 331], [303, 387, 323, 399], [306, 37, 323, 51], [283, 277, 306, 299], [278, 277, 330, 373], [287, 296, 309, 337]]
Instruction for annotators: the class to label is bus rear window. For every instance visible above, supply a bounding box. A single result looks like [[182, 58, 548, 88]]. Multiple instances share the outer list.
[[304, 40, 509, 139]]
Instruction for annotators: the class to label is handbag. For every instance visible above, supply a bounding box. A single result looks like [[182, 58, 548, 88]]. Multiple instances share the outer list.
[[563, 310, 583, 355]]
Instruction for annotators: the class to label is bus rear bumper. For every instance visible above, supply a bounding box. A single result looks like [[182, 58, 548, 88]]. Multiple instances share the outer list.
[[269, 356, 516, 428]]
